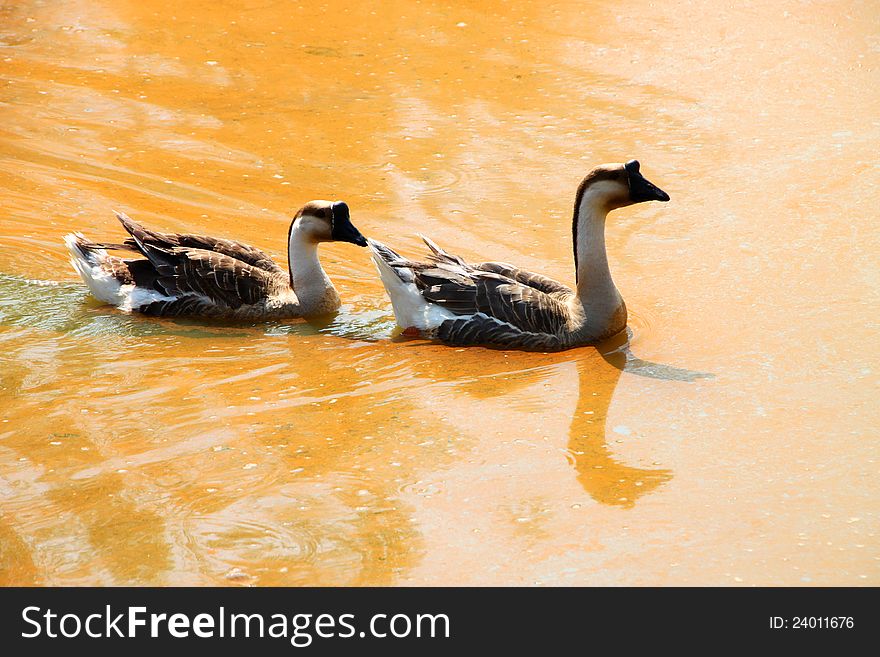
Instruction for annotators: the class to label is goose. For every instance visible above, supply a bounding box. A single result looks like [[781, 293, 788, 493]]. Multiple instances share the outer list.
[[64, 200, 367, 319], [369, 160, 669, 350]]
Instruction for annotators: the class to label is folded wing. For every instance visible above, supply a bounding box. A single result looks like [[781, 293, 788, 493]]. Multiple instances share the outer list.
[[113, 212, 286, 276], [411, 237, 573, 349], [134, 242, 285, 313]]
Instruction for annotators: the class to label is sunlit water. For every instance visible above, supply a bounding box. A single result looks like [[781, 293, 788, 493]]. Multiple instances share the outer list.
[[1, 0, 878, 585]]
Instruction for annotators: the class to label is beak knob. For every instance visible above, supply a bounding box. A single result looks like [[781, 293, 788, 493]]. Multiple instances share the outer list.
[[625, 160, 670, 203], [330, 201, 368, 247], [331, 201, 350, 220]]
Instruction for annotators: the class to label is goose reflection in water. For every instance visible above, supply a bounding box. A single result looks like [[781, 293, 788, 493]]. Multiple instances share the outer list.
[[388, 324, 712, 509], [567, 329, 712, 508]]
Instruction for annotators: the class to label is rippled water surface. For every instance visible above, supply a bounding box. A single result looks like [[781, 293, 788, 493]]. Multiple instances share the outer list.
[[1, 0, 878, 585]]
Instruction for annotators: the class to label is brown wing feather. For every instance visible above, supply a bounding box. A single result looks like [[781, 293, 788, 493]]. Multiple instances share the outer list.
[[375, 236, 574, 346], [106, 256, 163, 289], [473, 262, 572, 296], [405, 236, 570, 333], [138, 243, 286, 310], [418, 234, 572, 296], [434, 313, 565, 351], [417, 268, 570, 335], [116, 212, 285, 276]]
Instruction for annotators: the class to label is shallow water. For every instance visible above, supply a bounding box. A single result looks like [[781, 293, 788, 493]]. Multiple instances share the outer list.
[[1, 0, 878, 585]]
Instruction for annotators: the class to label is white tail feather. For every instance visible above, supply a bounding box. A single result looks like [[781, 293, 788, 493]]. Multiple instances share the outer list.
[[65, 232, 181, 312], [368, 239, 459, 330], [64, 233, 126, 306]]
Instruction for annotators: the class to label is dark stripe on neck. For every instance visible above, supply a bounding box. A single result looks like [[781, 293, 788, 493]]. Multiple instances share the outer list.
[[572, 177, 589, 283], [571, 168, 620, 282], [287, 215, 299, 288]]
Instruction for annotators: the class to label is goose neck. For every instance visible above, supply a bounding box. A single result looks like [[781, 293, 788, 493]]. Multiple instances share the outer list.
[[573, 194, 625, 333], [288, 222, 334, 308]]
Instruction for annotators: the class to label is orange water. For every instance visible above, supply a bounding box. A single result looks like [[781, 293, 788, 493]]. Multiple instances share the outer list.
[[1, 0, 877, 585]]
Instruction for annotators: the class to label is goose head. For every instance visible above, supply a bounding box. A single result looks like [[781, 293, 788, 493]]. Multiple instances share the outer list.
[[571, 160, 669, 287], [293, 200, 368, 246], [575, 160, 670, 214]]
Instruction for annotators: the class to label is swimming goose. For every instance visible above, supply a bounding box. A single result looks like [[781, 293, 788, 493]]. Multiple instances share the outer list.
[[65, 200, 367, 319], [369, 160, 669, 350]]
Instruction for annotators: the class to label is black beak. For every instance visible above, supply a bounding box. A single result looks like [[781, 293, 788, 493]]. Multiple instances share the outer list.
[[625, 160, 670, 203], [330, 201, 368, 247]]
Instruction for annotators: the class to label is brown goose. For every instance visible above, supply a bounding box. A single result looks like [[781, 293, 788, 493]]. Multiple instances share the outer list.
[[369, 160, 669, 350], [65, 200, 367, 319]]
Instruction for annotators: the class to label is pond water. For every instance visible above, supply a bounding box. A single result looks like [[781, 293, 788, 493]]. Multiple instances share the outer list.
[[0, 0, 877, 585]]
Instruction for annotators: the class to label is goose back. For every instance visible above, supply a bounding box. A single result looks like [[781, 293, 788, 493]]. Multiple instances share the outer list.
[[370, 237, 576, 350]]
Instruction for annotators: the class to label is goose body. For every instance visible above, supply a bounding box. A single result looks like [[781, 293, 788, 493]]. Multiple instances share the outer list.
[[65, 200, 367, 320], [370, 160, 669, 350]]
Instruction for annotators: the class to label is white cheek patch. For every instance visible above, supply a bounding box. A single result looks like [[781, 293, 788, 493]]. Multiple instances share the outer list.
[[583, 179, 628, 207], [296, 215, 333, 243]]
